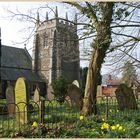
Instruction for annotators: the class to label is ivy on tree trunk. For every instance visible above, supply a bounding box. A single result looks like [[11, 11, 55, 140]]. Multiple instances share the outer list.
[[65, 2, 114, 115], [81, 3, 114, 115]]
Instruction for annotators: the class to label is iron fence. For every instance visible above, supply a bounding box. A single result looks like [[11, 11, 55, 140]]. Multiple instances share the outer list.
[[95, 94, 140, 119], [0, 99, 80, 137], [0, 94, 140, 137]]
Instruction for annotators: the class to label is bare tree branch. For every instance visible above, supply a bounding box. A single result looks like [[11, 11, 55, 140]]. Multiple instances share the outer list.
[[118, 48, 140, 63], [112, 31, 140, 41], [111, 24, 140, 28]]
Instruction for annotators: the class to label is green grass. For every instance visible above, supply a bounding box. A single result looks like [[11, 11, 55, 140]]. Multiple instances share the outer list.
[[0, 99, 6, 105], [0, 98, 140, 138]]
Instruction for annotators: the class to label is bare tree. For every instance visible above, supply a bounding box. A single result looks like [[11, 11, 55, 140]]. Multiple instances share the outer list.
[[64, 2, 140, 115], [4, 2, 140, 115]]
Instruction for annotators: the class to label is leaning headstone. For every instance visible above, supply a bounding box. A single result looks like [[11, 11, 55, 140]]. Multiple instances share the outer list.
[[6, 82, 15, 117], [67, 80, 82, 110], [15, 77, 28, 124], [115, 84, 138, 110]]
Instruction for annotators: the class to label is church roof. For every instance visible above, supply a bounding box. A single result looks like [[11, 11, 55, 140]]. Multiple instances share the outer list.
[[1, 45, 44, 82], [1, 45, 31, 69]]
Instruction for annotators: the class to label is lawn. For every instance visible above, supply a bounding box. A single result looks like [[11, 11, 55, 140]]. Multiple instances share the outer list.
[[0, 98, 140, 138]]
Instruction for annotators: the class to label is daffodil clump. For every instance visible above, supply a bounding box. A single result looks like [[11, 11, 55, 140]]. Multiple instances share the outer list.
[[111, 124, 126, 132], [101, 122, 126, 132], [101, 122, 110, 130]]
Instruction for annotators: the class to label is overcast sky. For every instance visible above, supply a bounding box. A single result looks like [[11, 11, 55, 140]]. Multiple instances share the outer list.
[[0, 2, 91, 68], [0, 2, 42, 50], [1, 2, 139, 77], [0, 2, 76, 45], [0, 2, 69, 52]]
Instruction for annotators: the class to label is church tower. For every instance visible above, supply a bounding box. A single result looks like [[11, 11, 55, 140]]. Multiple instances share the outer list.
[[32, 8, 80, 84]]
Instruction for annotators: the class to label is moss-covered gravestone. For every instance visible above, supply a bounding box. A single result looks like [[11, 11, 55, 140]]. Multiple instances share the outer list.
[[115, 84, 137, 110], [15, 77, 28, 124]]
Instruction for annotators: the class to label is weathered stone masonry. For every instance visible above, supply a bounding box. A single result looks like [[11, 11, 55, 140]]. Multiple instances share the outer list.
[[32, 9, 80, 86]]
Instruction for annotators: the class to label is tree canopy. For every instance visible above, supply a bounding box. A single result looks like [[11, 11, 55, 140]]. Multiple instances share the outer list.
[[122, 61, 138, 86]]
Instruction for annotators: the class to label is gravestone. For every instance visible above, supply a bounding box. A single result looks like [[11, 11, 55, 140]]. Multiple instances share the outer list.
[[67, 80, 82, 110], [6, 81, 15, 117], [33, 87, 41, 121], [115, 84, 137, 110], [15, 77, 28, 124], [33, 86, 45, 123], [33, 87, 40, 104], [72, 80, 79, 88], [65, 96, 72, 107]]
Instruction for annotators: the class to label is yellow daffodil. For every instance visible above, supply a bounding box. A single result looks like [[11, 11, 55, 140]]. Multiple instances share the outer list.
[[109, 109, 112, 113], [101, 126, 104, 130], [123, 128, 126, 131], [111, 125, 116, 130], [118, 126, 123, 131], [80, 115, 84, 120], [116, 124, 120, 128], [32, 121, 38, 127], [101, 122, 110, 130]]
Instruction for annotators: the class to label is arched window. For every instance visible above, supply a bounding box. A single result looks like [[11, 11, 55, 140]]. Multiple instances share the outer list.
[[44, 34, 48, 48]]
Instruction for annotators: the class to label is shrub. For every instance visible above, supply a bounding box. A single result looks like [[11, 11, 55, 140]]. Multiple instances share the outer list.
[[52, 76, 69, 103]]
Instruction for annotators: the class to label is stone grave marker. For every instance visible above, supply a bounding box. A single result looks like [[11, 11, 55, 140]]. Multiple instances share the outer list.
[[115, 84, 137, 110], [33, 87, 40, 104], [33, 87, 41, 121], [33, 86, 46, 123], [72, 80, 79, 88], [15, 77, 28, 124], [6, 81, 15, 117], [67, 80, 82, 109]]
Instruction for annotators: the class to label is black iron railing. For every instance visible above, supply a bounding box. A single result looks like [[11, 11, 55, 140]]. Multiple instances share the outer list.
[[0, 94, 140, 137]]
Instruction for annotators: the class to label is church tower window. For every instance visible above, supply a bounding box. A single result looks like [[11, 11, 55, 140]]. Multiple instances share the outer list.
[[44, 34, 48, 48]]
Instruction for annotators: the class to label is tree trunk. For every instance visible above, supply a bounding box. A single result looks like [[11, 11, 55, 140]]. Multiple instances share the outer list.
[[81, 48, 106, 115], [81, 3, 114, 115]]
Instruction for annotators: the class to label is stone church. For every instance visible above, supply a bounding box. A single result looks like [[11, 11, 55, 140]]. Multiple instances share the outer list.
[[32, 7, 80, 86], [0, 8, 80, 99]]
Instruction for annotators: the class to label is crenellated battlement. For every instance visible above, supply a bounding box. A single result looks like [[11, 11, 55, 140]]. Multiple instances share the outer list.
[[38, 17, 77, 32], [36, 7, 77, 33]]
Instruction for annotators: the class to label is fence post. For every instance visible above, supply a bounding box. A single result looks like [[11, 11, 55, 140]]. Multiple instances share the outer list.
[[106, 96, 109, 119], [40, 99, 45, 123]]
